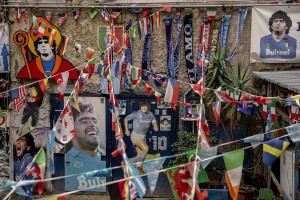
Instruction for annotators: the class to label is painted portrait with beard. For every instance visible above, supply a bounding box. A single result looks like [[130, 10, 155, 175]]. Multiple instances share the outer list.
[[64, 97, 107, 192]]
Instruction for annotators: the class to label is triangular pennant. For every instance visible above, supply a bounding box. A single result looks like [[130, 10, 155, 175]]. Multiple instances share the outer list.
[[32, 79, 48, 106], [55, 71, 69, 100], [144, 81, 153, 97]]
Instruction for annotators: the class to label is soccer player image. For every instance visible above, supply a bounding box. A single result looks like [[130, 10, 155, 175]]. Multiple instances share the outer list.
[[260, 10, 297, 59], [14, 17, 79, 79], [124, 99, 159, 164], [65, 101, 106, 191], [14, 132, 36, 199]]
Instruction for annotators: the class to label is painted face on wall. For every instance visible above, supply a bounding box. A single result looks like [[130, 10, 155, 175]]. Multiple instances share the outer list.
[[16, 136, 30, 158], [74, 111, 99, 150], [272, 18, 287, 35], [140, 105, 148, 114], [36, 39, 54, 61]]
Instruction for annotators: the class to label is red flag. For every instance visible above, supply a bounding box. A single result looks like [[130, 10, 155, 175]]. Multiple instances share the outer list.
[[161, 5, 172, 12], [144, 82, 152, 97], [55, 71, 69, 100], [183, 103, 190, 107], [143, 8, 152, 18]]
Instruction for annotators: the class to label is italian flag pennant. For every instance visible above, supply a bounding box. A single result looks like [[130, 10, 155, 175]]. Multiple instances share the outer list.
[[224, 149, 244, 200], [35, 148, 46, 195], [263, 105, 268, 119], [131, 67, 142, 89], [271, 102, 276, 122]]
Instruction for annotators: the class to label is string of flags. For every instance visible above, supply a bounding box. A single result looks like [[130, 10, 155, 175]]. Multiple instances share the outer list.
[[5, 5, 300, 200]]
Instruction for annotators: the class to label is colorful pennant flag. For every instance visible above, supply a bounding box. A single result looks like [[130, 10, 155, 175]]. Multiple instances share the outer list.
[[35, 148, 46, 195], [86, 48, 94, 59], [55, 101, 77, 144], [271, 102, 276, 122], [138, 19, 143, 40], [42, 10, 52, 21], [207, 8, 217, 21], [70, 89, 80, 112], [36, 22, 47, 38], [48, 129, 55, 175], [263, 138, 289, 167], [144, 157, 167, 195], [17, 8, 22, 23], [285, 123, 300, 143], [58, 13, 67, 27], [100, 9, 110, 24], [88, 7, 98, 19], [23, 11, 28, 21], [33, 16, 37, 33], [183, 103, 190, 107], [144, 81, 152, 97], [161, 5, 172, 12], [212, 101, 221, 125], [73, 9, 82, 22], [151, 74, 166, 89], [165, 79, 180, 110], [55, 71, 69, 100], [10, 85, 26, 113], [130, 24, 137, 44], [237, 102, 258, 117], [48, 29, 57, 47], [263, 105, 268, 119], [192, 77, 206, 96], [244, 134, 264, 149], [192, 8, 201, 17], [59, 35, 69, 55], [155, 91, 162, 104], [88, 58, 97, 79], [32, 79, 48, 105], [111, 8, 121, 18], [156, 11, 161, 28], [224, 149, 244, 200], [74, 42, 81, 58], [131, 67, 142, 89], [124, 155, 146, 198], [143, 17, 149, 35]]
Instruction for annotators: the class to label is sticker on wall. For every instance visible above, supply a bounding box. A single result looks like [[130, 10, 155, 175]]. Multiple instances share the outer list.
[[97, 26, 124, 55], [155, 109, 159, 115], [117, 100, 126, 115], [160, 116, 171, 131], [162, 110, 167, 116], [0, 23, 9, 72], [14, 17, 79, 79]]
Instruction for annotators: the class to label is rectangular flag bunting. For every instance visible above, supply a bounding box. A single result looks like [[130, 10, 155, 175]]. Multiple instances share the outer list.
[[156, 12, 160, 28], [10, 85, 26, 112], [32, 79, 48, 105], [48, 129, 55, 175], [263, 138, 289, 167], [55, 71, 69, 100], [271, 102, 276, 122], [164, 79, 180, 110], [55, 101, 77, 144], [212, 101, 221, 125], [48, 29, 57, 47], [138, 19, 143, 40], [143, 157, 167, 195], [151, 73, 166, 89], [143, 17, 149, 35], [131, 67, 142, 89], [130, 24, 137, 44], [58, 13, 67, 27], [36, 22, 47, 38], [192, 77, 206, 96], [161, 5, 172, 12], [70, 88, 80, 112], [285, 123, 300, 143], [263, 105, 268, 119], [224, 149, 244, 200], [59, 35, 69, 55]]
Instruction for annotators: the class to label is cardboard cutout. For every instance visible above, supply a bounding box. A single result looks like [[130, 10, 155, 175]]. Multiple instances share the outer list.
[[14, 17, 79, 79]]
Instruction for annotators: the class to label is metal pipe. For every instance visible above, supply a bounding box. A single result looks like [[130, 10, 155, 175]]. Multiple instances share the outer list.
[[3, 3, 300, 8]]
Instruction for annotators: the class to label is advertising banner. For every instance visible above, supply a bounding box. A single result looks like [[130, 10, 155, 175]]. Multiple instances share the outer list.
[[251, 6, 300, 63]]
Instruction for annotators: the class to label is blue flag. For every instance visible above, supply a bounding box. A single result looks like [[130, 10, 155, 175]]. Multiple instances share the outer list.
[[151, 74, 166, 89], [48, 129, 55, 175], [285, 123, 300, 143], [237, 102, 258, 117], [263, 138, 290, 167], [143, 157, 167, 195]]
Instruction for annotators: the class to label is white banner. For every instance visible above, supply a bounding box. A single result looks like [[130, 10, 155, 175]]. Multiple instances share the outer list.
[[250, 6, 300, 63]]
